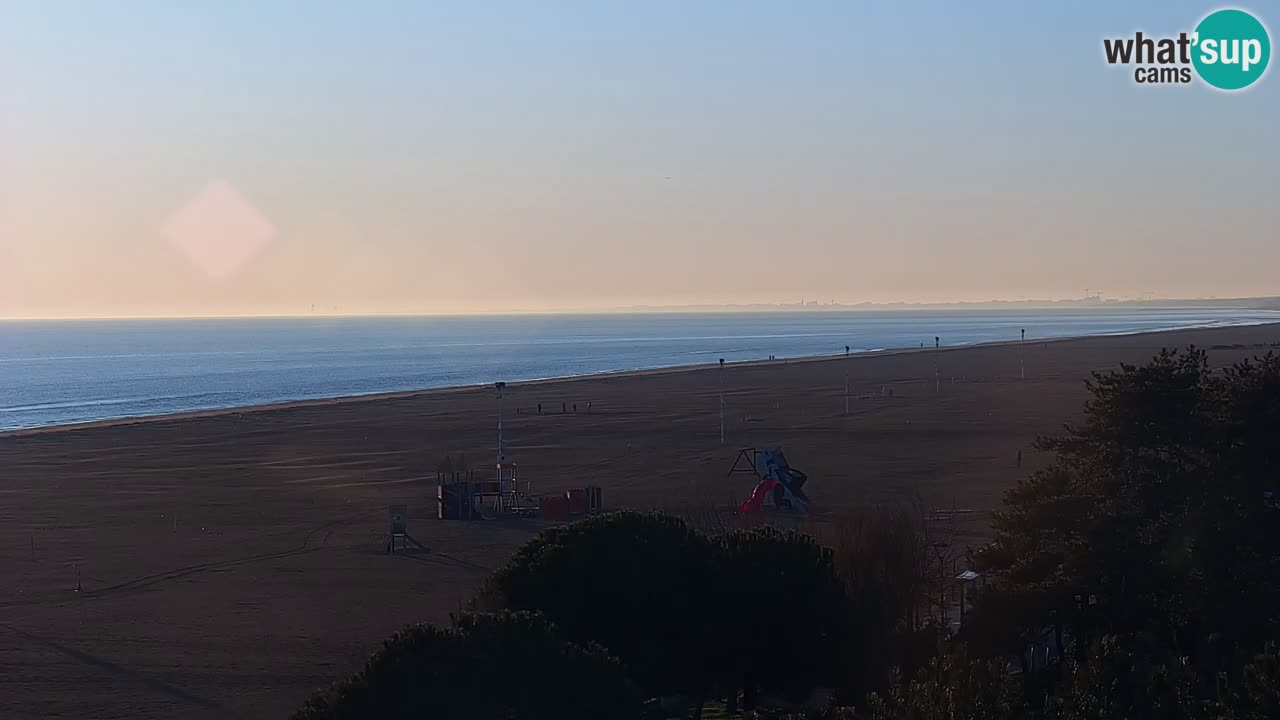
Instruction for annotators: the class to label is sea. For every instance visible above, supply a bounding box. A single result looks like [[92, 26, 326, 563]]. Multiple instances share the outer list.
[[2, 308, 1276, 431]]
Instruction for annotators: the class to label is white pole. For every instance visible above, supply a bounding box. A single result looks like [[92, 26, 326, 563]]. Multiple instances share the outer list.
[[934, 337, 940, 394], [718, 358, 725, 445], [495, 382, 506, 475], [496, 381, 508, 512], [1020, 328, 1026, 380], [844, 345, 850, 416]]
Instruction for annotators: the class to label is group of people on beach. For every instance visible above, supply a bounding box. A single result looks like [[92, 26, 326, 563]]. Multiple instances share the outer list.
[[518, 401, 592, 416]]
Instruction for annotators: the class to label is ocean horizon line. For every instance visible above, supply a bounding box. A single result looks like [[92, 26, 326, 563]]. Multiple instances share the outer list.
[[5, 295, 1280, 323]]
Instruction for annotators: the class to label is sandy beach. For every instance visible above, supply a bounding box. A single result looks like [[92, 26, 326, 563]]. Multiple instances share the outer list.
[[2, 322, 1278, 719]]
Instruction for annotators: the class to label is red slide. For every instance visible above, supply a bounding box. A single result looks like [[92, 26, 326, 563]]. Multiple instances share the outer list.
[[739, 479, 778, 514]]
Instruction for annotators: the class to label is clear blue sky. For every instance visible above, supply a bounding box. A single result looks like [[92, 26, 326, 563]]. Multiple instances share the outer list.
[[2, 2, 1276, 316]]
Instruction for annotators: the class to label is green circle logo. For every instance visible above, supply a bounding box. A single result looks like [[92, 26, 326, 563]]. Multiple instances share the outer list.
[[1192, 8, 1271, 90]]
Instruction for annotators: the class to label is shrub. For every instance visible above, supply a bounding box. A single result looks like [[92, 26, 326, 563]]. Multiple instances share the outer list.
[[291, 611, 641, 720], [717, 527, 850, 708], [867, 641, 1024, 720], [482, 511, 721, 698]]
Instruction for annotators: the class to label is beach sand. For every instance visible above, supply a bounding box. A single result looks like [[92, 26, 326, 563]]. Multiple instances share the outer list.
[[2, 322, 1278, 719]]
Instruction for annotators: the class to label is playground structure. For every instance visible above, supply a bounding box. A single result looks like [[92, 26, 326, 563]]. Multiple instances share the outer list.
[[732, 447, 811, 514], [436, 467, 537, 519], [438, 381, 534, 520], [435, 381, 605, 521], [433, 449, 606, 521], [436, 469, 603, 521]]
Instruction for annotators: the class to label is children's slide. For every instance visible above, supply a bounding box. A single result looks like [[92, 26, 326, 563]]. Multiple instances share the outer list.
[[737, 448, 812, 515], [739, 478, 778, 514]]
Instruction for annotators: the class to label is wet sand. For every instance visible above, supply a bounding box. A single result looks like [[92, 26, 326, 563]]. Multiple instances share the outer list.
[[2, 322, 1278, 719]]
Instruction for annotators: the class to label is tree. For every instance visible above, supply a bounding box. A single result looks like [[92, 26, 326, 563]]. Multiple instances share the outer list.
[[972, 348, 1280, 669], [291, 611, 641, 720], [830, 501, 932, 632], [480, 511, 721, 701], [964, 465, 1091, 668], [1045, 635, 1202, 720], [830, 500, 972, 700], [1192, 354, 1280, 665], [716, 527, 850, 710], [866, 641, 1025, 720], [1209, 646, 1280, 720]]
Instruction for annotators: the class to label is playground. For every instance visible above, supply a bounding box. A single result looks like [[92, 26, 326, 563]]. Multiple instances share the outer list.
[[1, 323, 1274, 719]]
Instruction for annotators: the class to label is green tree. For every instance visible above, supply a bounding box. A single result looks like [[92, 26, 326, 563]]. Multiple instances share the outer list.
[[1209, 646, 1280, 720], [1045, 635, 1202, 720], [716, 527, 850, 710], [1192, 354, 1280, 664], [830, 503, 931, 634], [831, 501, 973, 700], [866, 641, 1024, 720], [972, 349, 1280, 668], [291, 611, 640, 720], [481, 511, 721, 701]]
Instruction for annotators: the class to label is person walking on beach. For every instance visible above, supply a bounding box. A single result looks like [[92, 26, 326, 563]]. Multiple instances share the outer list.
[[537, 402, 542, 415], [562, 402, 567, 414], [573, 403, 577, 414], [1017, 449, 1023, 468]]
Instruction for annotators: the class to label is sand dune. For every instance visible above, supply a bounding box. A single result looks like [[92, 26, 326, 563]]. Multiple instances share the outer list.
[[2, 323, 1278, 719]]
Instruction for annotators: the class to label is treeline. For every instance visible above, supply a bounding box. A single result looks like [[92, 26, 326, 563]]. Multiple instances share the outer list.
[[294, 514, 866, 719], [292, 347, 1280, 719]]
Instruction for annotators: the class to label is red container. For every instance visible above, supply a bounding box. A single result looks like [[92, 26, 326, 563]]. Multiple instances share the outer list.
[[566, 488, 588, 514], [539, 495, 570, 520]]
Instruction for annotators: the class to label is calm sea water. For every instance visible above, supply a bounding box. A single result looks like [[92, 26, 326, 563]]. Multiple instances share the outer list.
[[1, 309, 1275, 430]]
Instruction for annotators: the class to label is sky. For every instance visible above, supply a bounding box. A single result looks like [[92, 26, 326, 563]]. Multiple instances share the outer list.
[[1, 1, 1277, 318]]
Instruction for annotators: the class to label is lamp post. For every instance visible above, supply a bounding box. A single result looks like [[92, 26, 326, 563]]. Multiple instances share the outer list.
[[495, 381, 506, 474], [844, 345, 850, 416], [495, 381, 509, 512], [718, 359, 725, 445], [934, 337, 940, 394], [1020, 328, 1026, 380]]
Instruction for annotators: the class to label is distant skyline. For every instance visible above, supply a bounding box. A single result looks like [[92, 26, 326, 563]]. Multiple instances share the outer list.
[[4, 293, 1278, 322], [3, 2, 1278, 319]]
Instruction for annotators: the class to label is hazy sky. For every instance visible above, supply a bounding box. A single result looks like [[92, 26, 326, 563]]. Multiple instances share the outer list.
[[2, 1, 1277, 318]]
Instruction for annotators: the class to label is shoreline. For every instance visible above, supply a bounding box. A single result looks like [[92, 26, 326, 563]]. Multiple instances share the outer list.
[[5, 319, 1277, 439]]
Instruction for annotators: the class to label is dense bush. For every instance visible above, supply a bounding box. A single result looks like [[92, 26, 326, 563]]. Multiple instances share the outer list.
[[830, 503, 931, 634], [1044, 635, 1201, 720], [483, 511, 854, 713], [1210, 647, 1280, 720], [1045, 640, 1280, 720], [481, 511, 722, 699], [717, 527, 850, 709], [867, 641, 1024, 720], [291, 611, 641, 720], [828, 501, 952, 697]]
